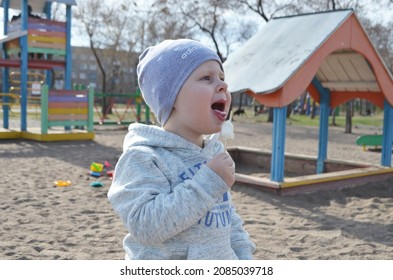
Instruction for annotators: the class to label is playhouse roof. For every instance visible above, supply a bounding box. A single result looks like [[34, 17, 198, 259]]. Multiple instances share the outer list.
[[1, 0, 76, 12], [224, 10, 393, 108]]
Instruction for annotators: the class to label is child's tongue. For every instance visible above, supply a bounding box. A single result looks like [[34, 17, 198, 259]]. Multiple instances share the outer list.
[[213, 109, 227, 121]]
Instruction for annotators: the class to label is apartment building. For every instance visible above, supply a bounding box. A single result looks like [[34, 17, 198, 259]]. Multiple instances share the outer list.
[[70, 46, 138, 94], [0, 46, 138, 95]]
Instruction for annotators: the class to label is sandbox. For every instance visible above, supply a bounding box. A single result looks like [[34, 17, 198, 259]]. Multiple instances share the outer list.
[[229, 146, 393, 195]]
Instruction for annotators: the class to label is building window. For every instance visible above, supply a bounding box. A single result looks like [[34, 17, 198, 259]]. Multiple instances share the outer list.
[[89, 73, 97, 80]]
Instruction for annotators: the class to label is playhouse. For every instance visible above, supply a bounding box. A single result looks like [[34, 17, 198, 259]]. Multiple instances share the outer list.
[[223, 10, 393, 194], [0, 0, 95, 141]]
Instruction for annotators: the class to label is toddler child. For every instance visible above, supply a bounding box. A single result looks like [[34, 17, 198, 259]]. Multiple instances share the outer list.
[[107, 39, 256, 260]]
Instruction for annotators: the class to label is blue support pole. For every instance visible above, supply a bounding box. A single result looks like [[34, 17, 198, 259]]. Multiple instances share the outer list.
[[270, 107, 287, 182], [381, 100, 393, 167], [43, 2, 52, 16], [65, 5, 72, 90], [2, 0, 10, 129], [312, 78, 330, 174], [63, 4, 72, 131], [20, 0, 28, 131], [45, 2, 52, 87]]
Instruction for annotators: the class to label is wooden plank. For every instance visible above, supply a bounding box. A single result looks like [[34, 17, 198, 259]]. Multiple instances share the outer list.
[[28, 35, 66, 44], [49, 93, 87, 98], [48, 107, 88, 115], [28, 23, 66, 33], [48, 102, 88, 108], [49, 96, 88, 103], [49, 93, 87, 99], [318, 59, 338, 81], [325, 55, 349, 81], [26, 17, 66, 28], [0, 59, 66, 70], [50, 90, 87, 95], [22, 131, 95, 142], [28, 41, 66, 49], [349, 53, 376, 80], [280, 172, 393, 196], [281, 166, 393, 188], [49, 92, 88, 97], [235, 173, 280, 189], [6, 46, 66, 56], [27, 47, 66, 55], [28, 30, 66, 38], [48, 120, 89, 127], [321, 81, 380, 92], [339, 54, 362, 81], [8, 19, 66, 32], [48, 114, 88, 121]]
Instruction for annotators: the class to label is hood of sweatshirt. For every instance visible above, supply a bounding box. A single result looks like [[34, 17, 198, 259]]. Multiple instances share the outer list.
[[123, 123, 222, 155]]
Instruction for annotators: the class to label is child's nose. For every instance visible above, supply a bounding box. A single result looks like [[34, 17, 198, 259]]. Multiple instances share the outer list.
[[217, 79, 228, 92]]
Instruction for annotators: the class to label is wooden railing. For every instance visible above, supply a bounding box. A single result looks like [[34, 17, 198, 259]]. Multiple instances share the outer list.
[[5, 18, 66, 59], [41, 86, 94, 134]]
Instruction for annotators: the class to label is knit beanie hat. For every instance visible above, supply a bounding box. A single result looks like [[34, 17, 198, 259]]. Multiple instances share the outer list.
[[137, 39, 222, 125]]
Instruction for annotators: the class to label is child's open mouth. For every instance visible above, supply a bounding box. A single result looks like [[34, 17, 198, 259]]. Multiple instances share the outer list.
[[211, 101, 227, 121]]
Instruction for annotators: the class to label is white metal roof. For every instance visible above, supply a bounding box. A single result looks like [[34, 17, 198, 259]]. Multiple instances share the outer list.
[[223, 10, 369, 95]]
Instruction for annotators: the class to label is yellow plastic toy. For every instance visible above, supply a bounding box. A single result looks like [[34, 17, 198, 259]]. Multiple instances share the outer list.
[[54, 180, 72, 187], [90, 162, 104, 173]]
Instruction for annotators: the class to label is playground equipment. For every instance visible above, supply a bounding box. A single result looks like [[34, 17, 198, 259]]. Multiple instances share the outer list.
[[6, 17, 66, 59], [0, 0, 94, 141], [224, 10, 393, 194], [39, 85, 94, 141], [93, 89, 151, 125], [355, 134, 387, 151], [9, 70, 45, 95]]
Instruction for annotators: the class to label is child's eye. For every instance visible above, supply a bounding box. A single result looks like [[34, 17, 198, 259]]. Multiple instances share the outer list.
[[201, 76, 211, 81]]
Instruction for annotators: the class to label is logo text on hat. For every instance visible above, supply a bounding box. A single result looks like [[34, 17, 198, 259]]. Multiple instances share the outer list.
[[181, 46, 198, 59]]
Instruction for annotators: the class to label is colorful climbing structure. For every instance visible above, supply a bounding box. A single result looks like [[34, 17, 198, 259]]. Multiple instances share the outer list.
[[0, 0, 94, 141]]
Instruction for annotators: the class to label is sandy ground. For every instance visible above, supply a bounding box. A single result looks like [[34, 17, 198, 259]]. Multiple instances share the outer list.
[[1, 121, 393, 260]]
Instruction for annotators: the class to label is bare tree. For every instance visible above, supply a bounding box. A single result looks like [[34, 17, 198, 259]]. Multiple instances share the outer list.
[[160, 0, 257, 62], [237, 0, 300, 20], [74, 0, 138, 115], [131, 1, 192, 52], [363, 20, 393, 75], [180, 2, 225, 61]]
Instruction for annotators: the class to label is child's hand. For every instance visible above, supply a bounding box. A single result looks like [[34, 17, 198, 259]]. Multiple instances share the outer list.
[[207, 153, 235, 188]]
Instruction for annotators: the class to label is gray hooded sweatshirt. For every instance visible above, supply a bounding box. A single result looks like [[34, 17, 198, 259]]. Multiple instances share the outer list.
[[108, 123, 256, 260]]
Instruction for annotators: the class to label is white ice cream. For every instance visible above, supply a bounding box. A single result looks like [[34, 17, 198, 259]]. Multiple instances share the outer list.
[[220, 119, 234, 140]]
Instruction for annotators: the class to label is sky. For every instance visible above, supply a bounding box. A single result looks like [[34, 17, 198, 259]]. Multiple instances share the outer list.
[[0, 1, 392, 48]]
